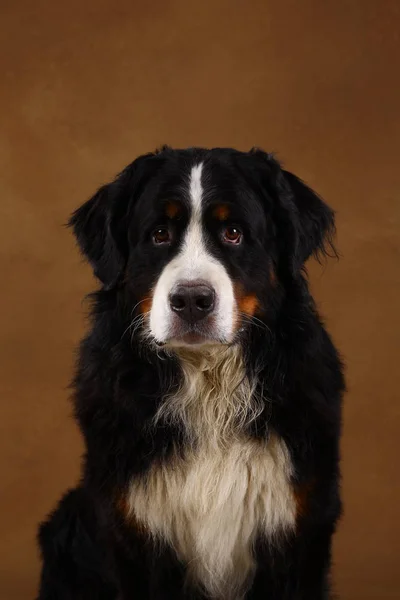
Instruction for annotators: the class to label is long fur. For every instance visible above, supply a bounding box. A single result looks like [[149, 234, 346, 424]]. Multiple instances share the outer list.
[[37, 147, 344, 600], [129, 345, 295, 599], [155, 344, 261, 445]]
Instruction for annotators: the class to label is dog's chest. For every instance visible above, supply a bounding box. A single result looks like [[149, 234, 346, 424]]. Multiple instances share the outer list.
[[128, 434, 296, 598], [127, 348, 297, 598]]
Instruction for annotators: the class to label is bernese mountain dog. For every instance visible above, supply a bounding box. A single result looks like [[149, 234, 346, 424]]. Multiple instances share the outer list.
[[37, 146, 344, 600]]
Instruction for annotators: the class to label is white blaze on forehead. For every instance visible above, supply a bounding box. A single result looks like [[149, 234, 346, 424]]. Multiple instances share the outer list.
[[189, 163, 203, 213], [149, 162, 236, 345], [180, 163, 209, 280]]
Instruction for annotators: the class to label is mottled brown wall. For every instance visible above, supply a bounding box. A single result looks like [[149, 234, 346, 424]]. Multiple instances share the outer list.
[[0, 1, 399, 598]]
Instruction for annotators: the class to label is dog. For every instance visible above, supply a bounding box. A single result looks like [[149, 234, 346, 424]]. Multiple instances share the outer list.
[[37, 146, 344, 600]]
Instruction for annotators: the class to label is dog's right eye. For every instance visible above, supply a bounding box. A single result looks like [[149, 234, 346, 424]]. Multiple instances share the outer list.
[[221, 226, 242, 245], [153, 227, 171, 245]]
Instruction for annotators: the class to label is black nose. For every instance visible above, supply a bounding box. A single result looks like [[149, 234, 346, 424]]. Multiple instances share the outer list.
[[169, 283, 216, 323]]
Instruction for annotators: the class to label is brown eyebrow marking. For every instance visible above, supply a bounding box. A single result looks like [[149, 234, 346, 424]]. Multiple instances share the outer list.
[[165, 201, 181, 219], [212, 204, 230, 221]]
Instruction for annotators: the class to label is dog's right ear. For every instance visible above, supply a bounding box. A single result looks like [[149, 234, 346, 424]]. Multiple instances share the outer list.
[[69, 152, 155, 290]]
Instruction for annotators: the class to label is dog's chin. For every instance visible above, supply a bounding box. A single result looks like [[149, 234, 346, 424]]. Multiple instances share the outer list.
[[174, 331, 210, 345]]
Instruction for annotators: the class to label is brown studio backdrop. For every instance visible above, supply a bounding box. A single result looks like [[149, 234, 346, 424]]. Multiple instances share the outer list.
[[1, 1, 399, 598]]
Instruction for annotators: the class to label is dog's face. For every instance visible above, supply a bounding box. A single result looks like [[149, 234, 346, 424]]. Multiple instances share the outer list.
[[70, 147, 335, 349], [130, 158, 275, 348], [145, 161, 240, 346]]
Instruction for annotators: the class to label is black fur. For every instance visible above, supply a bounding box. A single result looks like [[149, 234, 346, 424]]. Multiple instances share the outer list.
[[37, 147, 344, 599]]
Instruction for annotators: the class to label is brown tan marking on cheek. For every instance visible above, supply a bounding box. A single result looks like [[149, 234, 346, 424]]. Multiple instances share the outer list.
[[165, 201, 180, 219], [233, 283, 260, 331], [138, 295, 152, 315], [239, 294, 259, 317], [212, 204, 230, 221]]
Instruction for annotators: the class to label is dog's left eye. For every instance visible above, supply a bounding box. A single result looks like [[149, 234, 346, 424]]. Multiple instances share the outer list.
[[222, 226, 242, 245], [153, 227, 171, 245]]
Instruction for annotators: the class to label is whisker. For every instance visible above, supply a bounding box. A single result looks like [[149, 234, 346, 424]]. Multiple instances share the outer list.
[[238, 312, 271, 334], [130, 297, 152, 317], [122, 316, 143, 341], [121, 298, 151, 342]]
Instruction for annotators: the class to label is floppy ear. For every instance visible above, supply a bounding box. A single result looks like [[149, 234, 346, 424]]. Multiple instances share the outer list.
[[249, 149, 336, 273], [281, 169, 336, 271], [69, 153, 155, 289]]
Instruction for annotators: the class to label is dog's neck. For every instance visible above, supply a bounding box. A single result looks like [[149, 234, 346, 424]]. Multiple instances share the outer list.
[[155, 344, 262, 446]]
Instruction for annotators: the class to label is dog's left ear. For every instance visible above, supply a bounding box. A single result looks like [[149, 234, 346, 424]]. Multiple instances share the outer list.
[[69, 152, 155, 289], [281, 169, 336, 271], [249, 149, 336, 272]]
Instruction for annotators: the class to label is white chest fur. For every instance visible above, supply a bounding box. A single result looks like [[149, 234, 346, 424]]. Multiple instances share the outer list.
[[127, 346, 297, 599]]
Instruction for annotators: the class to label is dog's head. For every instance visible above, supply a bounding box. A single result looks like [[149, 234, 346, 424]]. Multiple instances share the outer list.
[[70, 147, 335, 349]]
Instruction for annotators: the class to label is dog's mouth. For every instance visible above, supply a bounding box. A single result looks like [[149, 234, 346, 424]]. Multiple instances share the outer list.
[[155, 319, 229, 348], [148, 309, 251, 349], [164, 328, 226, 348]]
